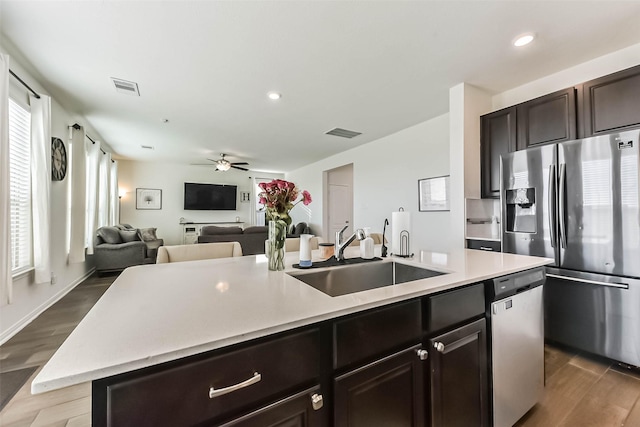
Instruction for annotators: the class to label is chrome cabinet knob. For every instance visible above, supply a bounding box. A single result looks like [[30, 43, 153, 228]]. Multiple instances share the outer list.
[[434, 342, 445, 353], [416, 349, 429, 360], [311, 393, 324, 411]]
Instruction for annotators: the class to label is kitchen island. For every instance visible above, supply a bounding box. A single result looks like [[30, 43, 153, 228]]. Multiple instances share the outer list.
[[32, 247, 551, 426]]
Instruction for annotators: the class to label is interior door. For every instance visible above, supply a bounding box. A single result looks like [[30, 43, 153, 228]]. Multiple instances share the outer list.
[[325, 164, 353, 243], [558, 130, 640, 276]]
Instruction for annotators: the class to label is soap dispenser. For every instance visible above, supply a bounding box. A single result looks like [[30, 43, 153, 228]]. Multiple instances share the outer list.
[[360, 227, 375, 259]]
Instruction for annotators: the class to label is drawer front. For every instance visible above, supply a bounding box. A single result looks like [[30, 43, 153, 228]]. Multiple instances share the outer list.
[[467, 239, 501, 252], [334, 300, 422, 370], [105, 329, 320, 427], [425, 283, 485, 334]]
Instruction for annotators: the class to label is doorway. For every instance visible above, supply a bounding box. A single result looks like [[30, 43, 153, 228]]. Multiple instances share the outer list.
[[324, 164, 354, 243]]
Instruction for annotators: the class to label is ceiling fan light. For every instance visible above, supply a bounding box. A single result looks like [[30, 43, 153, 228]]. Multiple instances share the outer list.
[[216, 161, 231, 171]]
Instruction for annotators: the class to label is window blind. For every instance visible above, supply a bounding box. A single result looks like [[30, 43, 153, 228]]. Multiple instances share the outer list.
[[8, 98, 32, 273]]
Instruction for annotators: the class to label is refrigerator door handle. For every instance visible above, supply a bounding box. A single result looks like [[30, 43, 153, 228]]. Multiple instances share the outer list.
[[558, 163, 567, 248], [546, 273, 629, 289], [548, 164, 557, 248]]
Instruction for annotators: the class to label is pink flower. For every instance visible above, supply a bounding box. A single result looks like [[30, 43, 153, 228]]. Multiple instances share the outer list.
[[302, 190, 312, 205], [257, 179, 312, 225]]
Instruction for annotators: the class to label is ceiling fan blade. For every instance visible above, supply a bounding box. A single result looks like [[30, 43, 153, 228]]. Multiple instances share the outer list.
[[206, 158, 218, 163], [191, 163, 216, 166], [231, 165, 249, 171], [231, 162, 249, 166]]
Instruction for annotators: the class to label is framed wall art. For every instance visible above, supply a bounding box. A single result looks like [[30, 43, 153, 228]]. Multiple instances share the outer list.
[[418, 175, 450, 211], [136, 188, 162, 210]]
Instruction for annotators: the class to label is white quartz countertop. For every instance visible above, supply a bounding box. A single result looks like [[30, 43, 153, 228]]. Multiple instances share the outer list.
[[32, 247, 551, 394]]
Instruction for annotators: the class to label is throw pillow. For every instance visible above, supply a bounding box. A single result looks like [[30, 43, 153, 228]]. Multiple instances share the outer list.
[[139, 227, 158, 242], [119, 229, 140, 243], [97, 226, 123, 244]]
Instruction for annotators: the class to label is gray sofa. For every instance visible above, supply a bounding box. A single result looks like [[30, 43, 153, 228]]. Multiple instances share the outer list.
[[197, 225, 268, 255], [93, 225, 164, 274]]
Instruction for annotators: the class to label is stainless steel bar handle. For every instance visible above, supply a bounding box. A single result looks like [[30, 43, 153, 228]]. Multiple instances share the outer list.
[[209, 372, 262, 399], [547, 273, 629, 289], [558, 164, 567, 249], [548, 164, 557, 248], [479, 246, 494, 251]]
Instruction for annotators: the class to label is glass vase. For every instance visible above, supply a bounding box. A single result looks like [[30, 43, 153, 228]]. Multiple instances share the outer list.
[[267, 219, 287, 271]]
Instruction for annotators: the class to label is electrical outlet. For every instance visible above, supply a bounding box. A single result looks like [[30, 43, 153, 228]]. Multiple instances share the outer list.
[[51, 273, 57, 285]]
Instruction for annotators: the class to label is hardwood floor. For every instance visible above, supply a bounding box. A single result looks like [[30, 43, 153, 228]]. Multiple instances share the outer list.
[[1, 272, 639, 426], [0, 273, 116, 427]]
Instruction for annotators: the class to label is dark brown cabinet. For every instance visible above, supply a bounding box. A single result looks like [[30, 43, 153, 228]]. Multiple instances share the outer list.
[[581, 64, 640, 137], [466, 239, 501, 252], [220, 386, 325, 427], [334, 346, 426, 427], [429, 319, 489, 427], [516, 87, 576, 150], [480, 107, 516, 198]]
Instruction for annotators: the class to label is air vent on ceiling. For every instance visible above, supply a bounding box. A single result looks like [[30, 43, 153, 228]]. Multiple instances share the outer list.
[[111, 77, 140, 96], [325, 128, 362, 139], [141, 145, 154, 150]]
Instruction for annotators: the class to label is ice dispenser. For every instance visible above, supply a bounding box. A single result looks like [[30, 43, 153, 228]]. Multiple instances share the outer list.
[[505, 188, 537, 233]]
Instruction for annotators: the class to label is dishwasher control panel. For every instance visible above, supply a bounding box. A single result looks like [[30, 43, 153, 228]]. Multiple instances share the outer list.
[[490, 267, 545, 300]]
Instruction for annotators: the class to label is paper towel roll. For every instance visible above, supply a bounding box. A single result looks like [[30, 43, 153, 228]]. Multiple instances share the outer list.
[[299, 234, 313, 267], [391, 210, 411, 256]]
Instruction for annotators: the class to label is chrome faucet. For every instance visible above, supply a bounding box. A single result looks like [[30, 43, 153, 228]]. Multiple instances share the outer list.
[[335, 224, 365, 261]]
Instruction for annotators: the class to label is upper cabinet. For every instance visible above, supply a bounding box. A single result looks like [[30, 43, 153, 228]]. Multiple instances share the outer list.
[[480, 107, 516, 198], [516, 87, 577, 150], [480, 64, 640, 199], [581, 64, 640, 137]]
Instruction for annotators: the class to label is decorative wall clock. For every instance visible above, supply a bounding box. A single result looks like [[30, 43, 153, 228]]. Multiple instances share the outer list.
[[51, 137, 67, 181]]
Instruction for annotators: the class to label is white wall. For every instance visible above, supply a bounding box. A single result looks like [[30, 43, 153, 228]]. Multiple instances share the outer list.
[[118, 161, 283, 245], [287, 113, 450, 253], [0, 43, 105, 343]]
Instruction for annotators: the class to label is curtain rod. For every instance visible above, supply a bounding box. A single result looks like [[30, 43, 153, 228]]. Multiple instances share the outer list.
[[71, 123, 114, 162], [9, 69, 41, 99]]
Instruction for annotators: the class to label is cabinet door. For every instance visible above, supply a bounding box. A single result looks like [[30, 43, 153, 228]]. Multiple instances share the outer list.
[[481, 107, 516, 198], [582, 64, 640, 136], [516, 87, 576, 150], [219, 386, 326, 427], [429, 318, 488, 427], [334, 345, 426, 427]]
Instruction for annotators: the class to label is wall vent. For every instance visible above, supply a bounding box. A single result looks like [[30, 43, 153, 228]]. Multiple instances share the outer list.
[[141, 145, 154, 150], [325, 128, 362, 139], [111, 77, 140, 96]]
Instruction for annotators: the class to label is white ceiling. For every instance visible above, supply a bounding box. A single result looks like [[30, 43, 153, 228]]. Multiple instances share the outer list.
[[2, 1, 640, 173]]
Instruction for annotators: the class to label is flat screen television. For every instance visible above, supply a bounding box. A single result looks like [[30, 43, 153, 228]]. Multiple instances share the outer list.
[[184, 182, 237, 210]]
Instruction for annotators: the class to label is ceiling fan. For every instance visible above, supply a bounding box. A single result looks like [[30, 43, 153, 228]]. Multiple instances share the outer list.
[[200, 154, 250, 171]]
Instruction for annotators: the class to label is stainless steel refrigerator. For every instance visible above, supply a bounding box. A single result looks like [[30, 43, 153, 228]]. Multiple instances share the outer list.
[[501, 129, 640, 367]]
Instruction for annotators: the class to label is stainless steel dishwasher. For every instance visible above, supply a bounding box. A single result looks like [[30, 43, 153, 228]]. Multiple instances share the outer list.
[[488, 267, 545, 427]]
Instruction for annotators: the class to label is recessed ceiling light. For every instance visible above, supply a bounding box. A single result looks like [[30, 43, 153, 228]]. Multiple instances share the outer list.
[[267, 92, 281, 100], [162, 119, 169, 123], [513, 33, 535, 47]]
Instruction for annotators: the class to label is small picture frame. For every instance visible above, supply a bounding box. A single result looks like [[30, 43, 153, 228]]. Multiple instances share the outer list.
[[418, 175, 450, 211], [136, 188, 162, 210]]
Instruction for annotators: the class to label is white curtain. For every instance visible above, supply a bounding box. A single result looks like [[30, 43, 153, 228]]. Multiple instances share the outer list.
[[109, 160, 118, 225], [97, 151, 110, 228], [68, 125, 86, 263], [84, 138, 100, 255], [29, 93, 52, 284], [0, 53, 12, 303]]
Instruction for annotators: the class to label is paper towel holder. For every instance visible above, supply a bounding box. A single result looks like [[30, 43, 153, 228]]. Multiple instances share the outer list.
[[392, 207, 414, 258]]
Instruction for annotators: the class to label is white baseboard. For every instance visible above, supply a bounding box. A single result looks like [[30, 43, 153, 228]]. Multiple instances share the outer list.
[[0, 268, 96, 346]]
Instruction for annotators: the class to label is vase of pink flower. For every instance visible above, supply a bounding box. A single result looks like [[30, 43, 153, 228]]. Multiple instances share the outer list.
[[259, 179, 312, 271]]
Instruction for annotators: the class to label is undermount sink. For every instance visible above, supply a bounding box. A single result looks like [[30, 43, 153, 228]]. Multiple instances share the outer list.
[[288, 261, 446, 297]]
